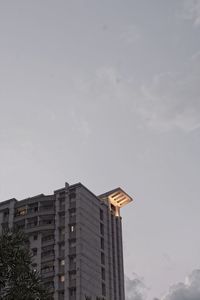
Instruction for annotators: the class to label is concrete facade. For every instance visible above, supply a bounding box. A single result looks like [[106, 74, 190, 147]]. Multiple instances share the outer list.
[[0, 182, 132, 300]]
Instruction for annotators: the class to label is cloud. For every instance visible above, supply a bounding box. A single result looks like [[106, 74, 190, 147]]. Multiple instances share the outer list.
[[70, 44, 200, 135], [183, 0, 200, 26], [161, 269, 200, 300], [125, 270, 200, 300], [138, 67, 200, 132], [125, 273, 147, 300], [79, 60, 200, 133]]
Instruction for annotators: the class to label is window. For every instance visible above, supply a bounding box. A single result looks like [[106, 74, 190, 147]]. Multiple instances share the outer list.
[[58, 291, 64, 300], [111, 204, 116, 214], [69, 255, 76, 265], [69, 208, 76, 216], [32, 248, 37, 256], [60, 275, 65, 282], [33, 234, 38, 240], [42, 234, 54, 242], [3, 210, 9, 220], [69, 270, 76, 281], [69, 224, 76, 232], [69, 239, 76, 248], [69, 188, 76, 200], [16, 206, 27, 216], [101, 267, 105, 280], [101, 252, 105, 265], [100, 223, 104, 235], [100, 237, 104, 250], [60, 228, 65, 235], [59, 197, 65, 210], [69, 287, 76, 296], [100, 209, 103, 221], [102, 282, 106, 296], [60, 259, 65, 266], [41, 265, 54, 273]]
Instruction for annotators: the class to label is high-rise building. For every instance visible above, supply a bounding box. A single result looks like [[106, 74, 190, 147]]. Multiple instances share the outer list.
[[0, 182, 132, 300]]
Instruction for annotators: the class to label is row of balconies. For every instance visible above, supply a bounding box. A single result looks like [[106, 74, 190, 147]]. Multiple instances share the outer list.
[[14, 205, 55, 219], [14, 198, 76, 219]]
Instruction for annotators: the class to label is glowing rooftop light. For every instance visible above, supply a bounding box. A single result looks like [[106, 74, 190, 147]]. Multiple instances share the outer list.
[[99, 188, 133, 208]]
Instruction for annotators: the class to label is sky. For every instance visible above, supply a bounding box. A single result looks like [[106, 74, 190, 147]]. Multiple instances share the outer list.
[[0, 1, 200, 299]]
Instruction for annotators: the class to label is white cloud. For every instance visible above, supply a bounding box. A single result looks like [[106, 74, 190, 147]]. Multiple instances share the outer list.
[[161, 270, 200, 300], [125, 273, 147, 300], [183, 0, 200, 26]]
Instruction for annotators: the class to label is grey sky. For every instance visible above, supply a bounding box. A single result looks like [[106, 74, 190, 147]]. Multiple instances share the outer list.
[[0, 1, 200, 299]]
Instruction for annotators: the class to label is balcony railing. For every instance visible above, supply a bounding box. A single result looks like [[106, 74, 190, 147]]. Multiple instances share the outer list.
[[40, 206, 54, 212], [69, 263, 76, 271], [26, 220, 55, 232]]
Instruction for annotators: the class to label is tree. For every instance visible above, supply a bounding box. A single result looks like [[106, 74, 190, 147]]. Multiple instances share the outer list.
[[0, 229, 52, 300]]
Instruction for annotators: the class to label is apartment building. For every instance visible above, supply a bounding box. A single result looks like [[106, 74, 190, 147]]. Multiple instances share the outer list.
[[0, 182, 132, 300]]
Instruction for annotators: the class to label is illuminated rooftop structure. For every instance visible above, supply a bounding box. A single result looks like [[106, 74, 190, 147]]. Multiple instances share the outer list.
[[99, 187, 133, 216]]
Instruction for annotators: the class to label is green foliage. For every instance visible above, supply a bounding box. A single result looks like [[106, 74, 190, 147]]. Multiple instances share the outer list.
[[0, 229, 52, 300]]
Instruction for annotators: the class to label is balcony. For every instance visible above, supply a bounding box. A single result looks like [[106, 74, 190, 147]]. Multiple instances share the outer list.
[[69, 262, 76, 271], [41, 270, 55, 279], [69, 202, 76, 209], [27, 207, 38, 216], [39, 206, 55, 215], [59, 234, 65, 243], [26, 222, 38, 231], [59, 249, 65, 258], [26, 220, 55, 233], [59, 265, 65, 274], [69, 279, 76, 288], [41, 250, 55, 262], [69, 215, 76, 224]]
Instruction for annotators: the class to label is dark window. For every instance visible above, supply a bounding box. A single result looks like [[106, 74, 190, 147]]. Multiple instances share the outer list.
[[69, 255, 76, 266], [111, 204, 116, 214], [69, 208, 76, 216], [69, 239, 76, 248], [69, 270, 76, 281], [69, 191, 76, 200], [101, 267, 105, 280], [101, 252, 105, 265], [58, 291, 64, 300], [100, 223, 104, 235], [101, 237, 104, 250], [69, 287, 76, 296], [33, 234, 38, 240], [100, 209, 103, 220], [102, 282, 106, 296], [32, 248, 37, 256]]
